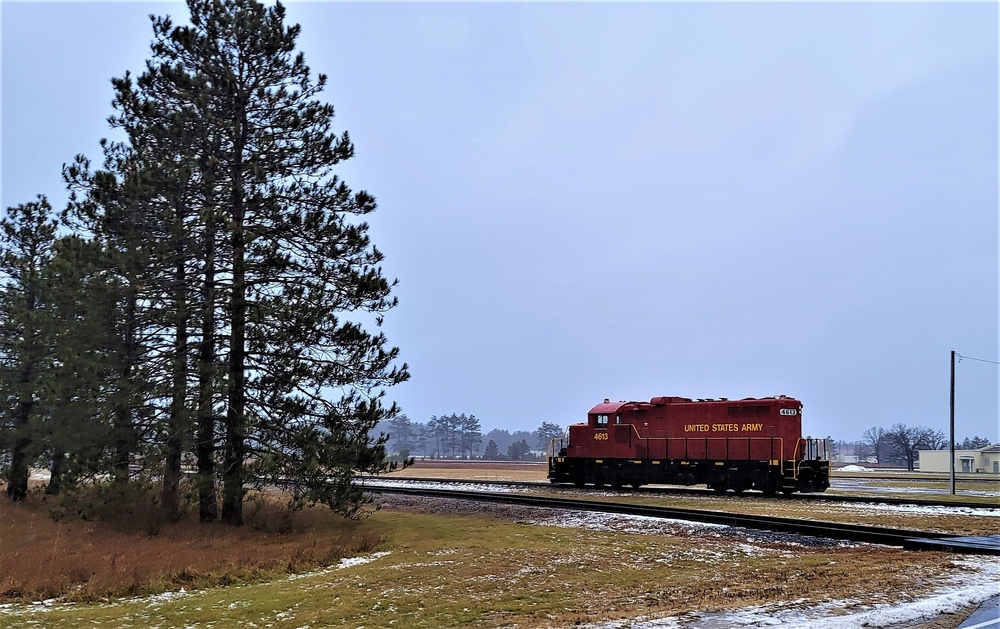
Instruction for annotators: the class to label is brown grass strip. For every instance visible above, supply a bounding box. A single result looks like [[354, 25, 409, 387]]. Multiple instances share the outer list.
[[0, 483, 383, 604]]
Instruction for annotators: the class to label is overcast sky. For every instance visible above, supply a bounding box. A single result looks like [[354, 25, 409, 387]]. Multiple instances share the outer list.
[[2, 1, 997, 443]]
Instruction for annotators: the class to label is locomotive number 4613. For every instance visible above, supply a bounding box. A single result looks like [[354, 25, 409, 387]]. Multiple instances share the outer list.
[[780, 409, 798, 416], [593, 432, 609, 440]]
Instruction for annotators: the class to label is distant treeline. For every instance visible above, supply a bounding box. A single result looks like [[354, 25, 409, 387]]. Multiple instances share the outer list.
[[373, 415, 564, 460], [833, 426, 992, 470]]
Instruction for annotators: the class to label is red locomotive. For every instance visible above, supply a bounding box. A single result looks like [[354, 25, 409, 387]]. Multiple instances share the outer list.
[[547, 395, 830, 494]]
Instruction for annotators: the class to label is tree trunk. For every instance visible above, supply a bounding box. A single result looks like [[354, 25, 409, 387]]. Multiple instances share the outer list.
[[197, 203, 218, 522], [162, 221, 188, 521], [113, 289, 138, 483], [46, 449, 65, 496], [222, 133, 246, 526], [6, 288, 37, 502], [6, 394, 33, 501]]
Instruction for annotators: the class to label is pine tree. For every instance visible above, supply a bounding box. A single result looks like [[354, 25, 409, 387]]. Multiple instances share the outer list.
[[459, 414, 483, 458], [387, 414, 415, 454], [960, 436, 992, 449], [40, 235, 117, 494], [138, 0, 408, 523], [64, 146, 166, 485], [67, 62, 214, 517], [112, 31, 233, 522], [113, 71, 206, 521], [507, 440, 531, 461], [0, 197, 58, 501], [536, 422, 563, 450]]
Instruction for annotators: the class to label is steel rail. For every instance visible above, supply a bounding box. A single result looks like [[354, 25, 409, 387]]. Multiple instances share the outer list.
[[369, 476, 999, 510], [830, 474, 999, 484], [367, 484, 1000, 555]]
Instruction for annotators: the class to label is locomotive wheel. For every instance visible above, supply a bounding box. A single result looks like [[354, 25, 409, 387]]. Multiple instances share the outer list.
[[630, 482, 642, 489], [711, 472, 729, 495]]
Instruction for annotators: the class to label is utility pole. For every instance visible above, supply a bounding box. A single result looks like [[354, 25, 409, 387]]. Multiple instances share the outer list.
[[949, 350, 955, 495]]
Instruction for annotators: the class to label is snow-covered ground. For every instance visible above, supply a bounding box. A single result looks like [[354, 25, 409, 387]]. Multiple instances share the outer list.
[[587, 557, 1000, 629], [820, 500, 1000, 519], [831, 477, 1000, 498], [530, 510, 863, 551], [361, 478, 530, 493], [534, 511, 1000, 629], [829, 470, 1000, 498]]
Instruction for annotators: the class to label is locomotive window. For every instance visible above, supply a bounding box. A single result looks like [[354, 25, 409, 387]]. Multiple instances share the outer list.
[[596, 414, 609, 428], [616, 414, 622, 424]]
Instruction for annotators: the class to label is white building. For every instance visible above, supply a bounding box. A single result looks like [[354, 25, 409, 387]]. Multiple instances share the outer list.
[[918, 445, 1000, 474]]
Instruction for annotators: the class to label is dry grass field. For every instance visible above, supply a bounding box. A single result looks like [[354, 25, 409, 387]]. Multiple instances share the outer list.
[[0, 484, 384, 604], [0, 492, 990, 628], [0, 466, 995, 628]]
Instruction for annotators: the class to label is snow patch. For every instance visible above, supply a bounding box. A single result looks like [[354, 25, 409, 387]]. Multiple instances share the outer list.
[[832, 478, 1000, 498], [586, 557, 1000, 629], [363, 479, 525, 493], [285, 550, 392, 581], [826, 501, 1000, 518], [838, 465, 869, 472], [143, 587, 190, 607], [336, 550, 392, 570], [533, 510, 727, 534], [529, 510, 862, 550]]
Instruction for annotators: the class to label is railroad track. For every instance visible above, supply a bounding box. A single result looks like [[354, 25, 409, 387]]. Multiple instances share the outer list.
[[367, 484, 1000, 555], [831, 474, 1000, 484], [372, 476, 999, 510]]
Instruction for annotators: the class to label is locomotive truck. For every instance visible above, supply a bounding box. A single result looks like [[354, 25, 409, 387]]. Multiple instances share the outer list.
[[547, 395, 830, 495]]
